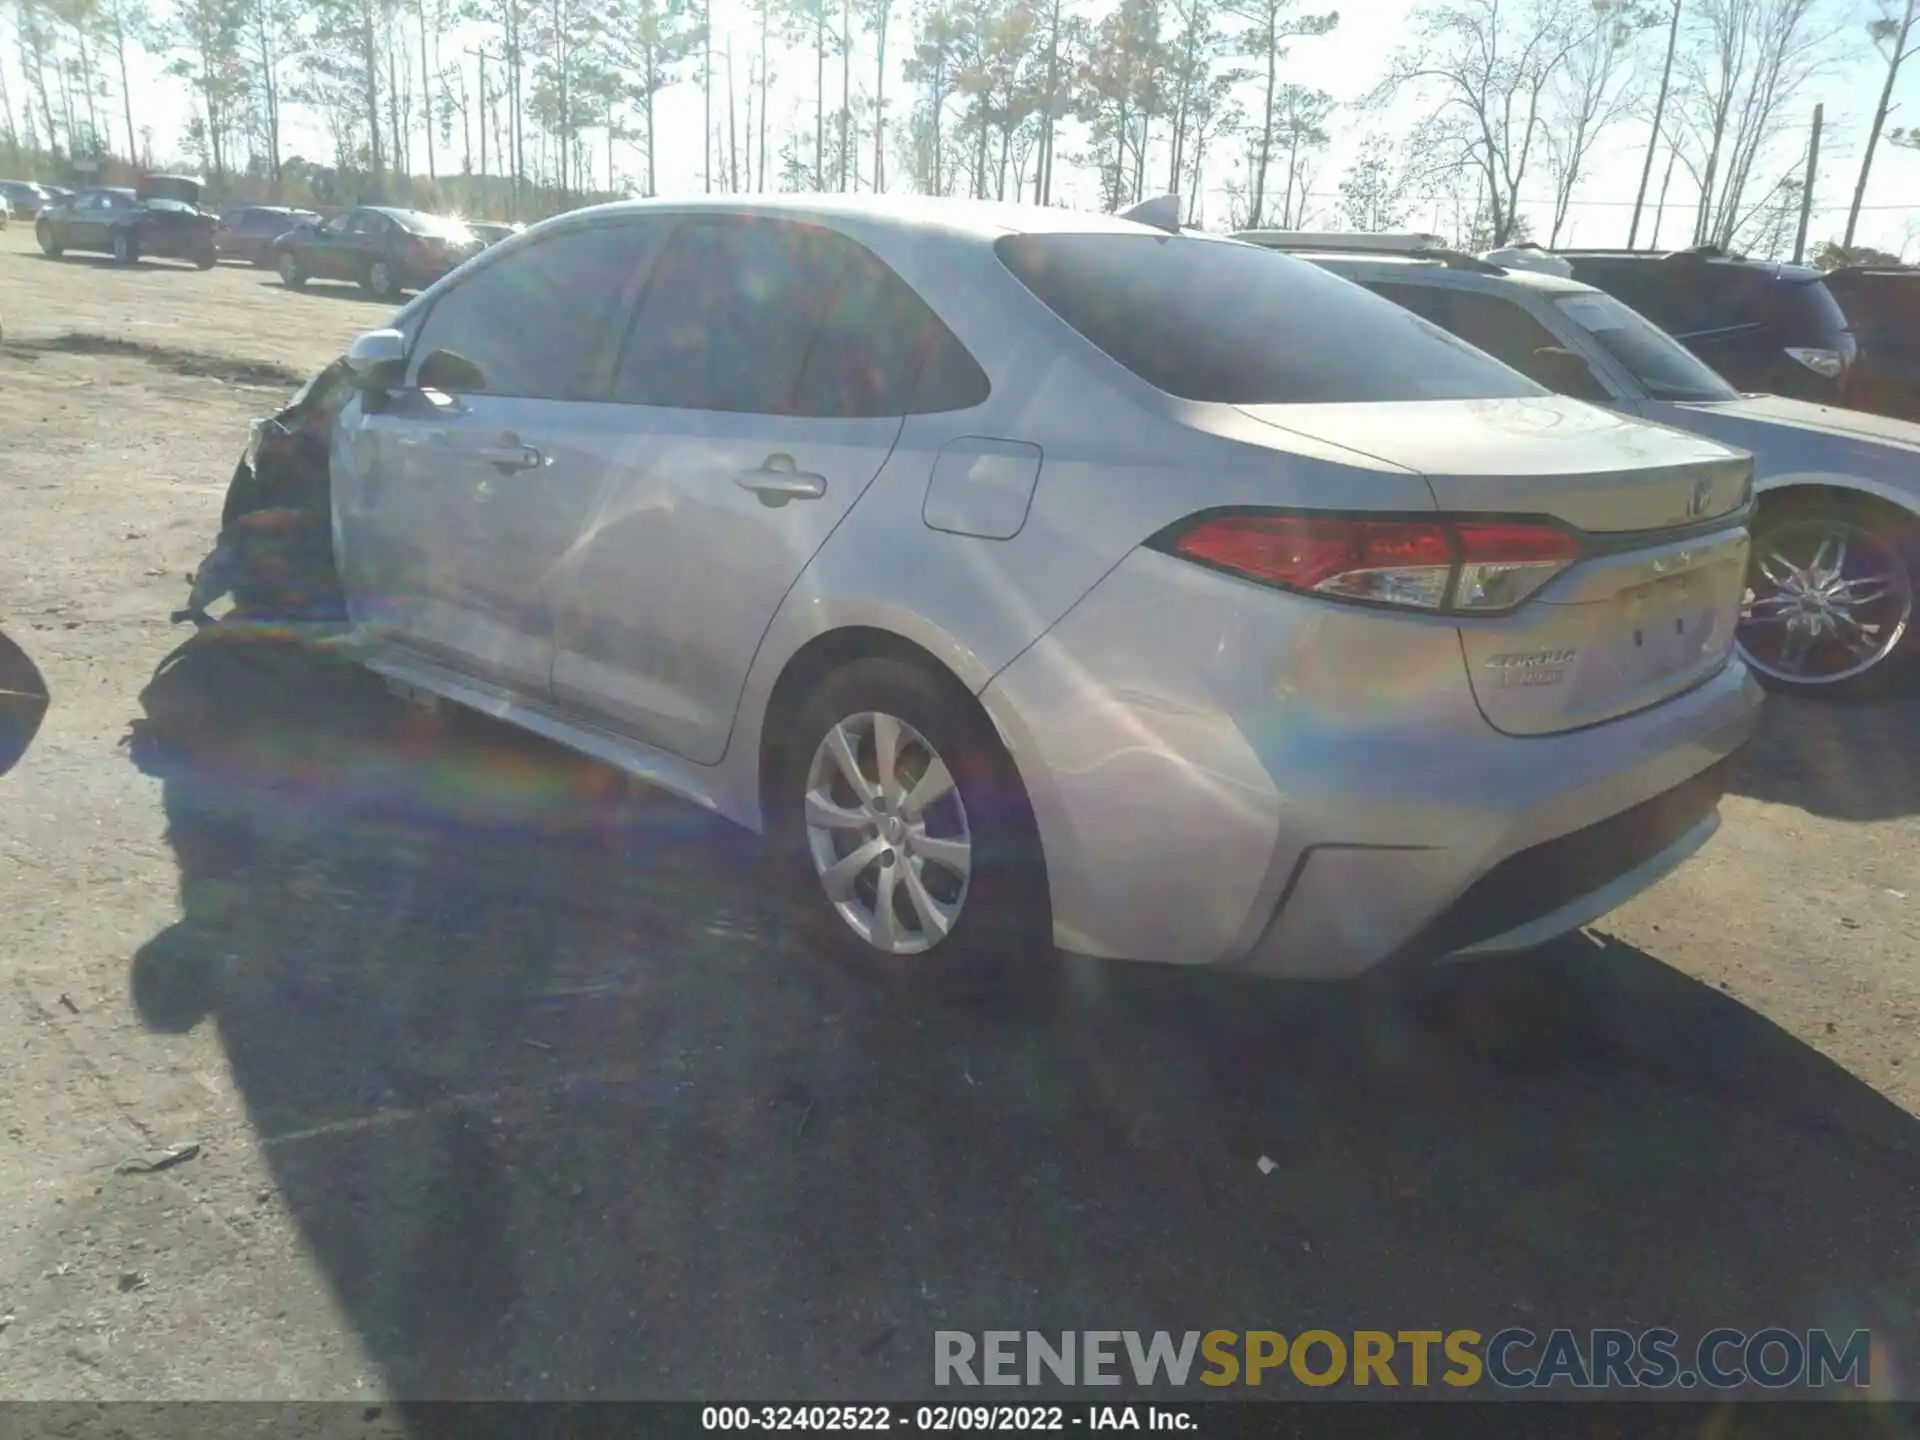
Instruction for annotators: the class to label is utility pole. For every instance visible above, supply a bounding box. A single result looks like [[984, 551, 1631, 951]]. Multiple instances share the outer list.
[[466, 46, 496, 203], [1628, 0, 1682, 249], [1792, 103, 1823, 265]]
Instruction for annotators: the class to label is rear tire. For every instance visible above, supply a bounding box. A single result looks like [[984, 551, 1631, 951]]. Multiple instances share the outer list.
[[363, 259, 399, 300], [278, 251, 306, 289], [1738, 494, 1917, 699], [768, 656, 1053, 988], [111, 229, 139, 265], [36, 222, 62, 258]]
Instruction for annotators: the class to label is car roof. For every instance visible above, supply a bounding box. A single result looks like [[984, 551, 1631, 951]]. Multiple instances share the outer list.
[[546, 192, 1188, 247], [1282, 248, 1601, 296], [1560, 247, 1824, 283]]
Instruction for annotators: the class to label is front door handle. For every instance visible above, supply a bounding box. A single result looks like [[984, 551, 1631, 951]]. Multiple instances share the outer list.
[[734, 454, 827, 505], [478, 439, 542, 473]]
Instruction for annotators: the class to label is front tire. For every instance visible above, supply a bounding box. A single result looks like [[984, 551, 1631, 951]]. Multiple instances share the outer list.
[[364, 259, 398, 299], [194, 246, 217, 270], [111, 229, 139, 265], [1738, 495, 1916, 699], [36, 222, 62, 258], [770, 657, 1052, 979], [278, 251, 306, 289]]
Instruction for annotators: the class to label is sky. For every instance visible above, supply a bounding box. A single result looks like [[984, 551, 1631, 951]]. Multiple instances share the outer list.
[[15, 0, 1920, 258]]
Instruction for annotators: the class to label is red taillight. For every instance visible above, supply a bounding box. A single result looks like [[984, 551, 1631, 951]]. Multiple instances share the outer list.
[[1162, 512, 1582, 614]]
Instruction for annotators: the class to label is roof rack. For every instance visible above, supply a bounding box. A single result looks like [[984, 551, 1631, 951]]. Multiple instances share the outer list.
[[1231, 229, 1505, 274]]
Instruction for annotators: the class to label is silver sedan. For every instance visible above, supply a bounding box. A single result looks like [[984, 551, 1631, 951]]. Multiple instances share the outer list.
[[324, 195, 1762, 978]]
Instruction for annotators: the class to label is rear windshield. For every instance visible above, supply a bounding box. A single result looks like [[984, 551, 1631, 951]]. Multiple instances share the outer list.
[[395, 210, 476, 242], [994, 233, 1544, 405], [1771, 275, 1856, 356]]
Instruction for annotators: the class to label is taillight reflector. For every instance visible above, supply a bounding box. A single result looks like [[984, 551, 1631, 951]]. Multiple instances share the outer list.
[[1162, 512, 1582, 615]]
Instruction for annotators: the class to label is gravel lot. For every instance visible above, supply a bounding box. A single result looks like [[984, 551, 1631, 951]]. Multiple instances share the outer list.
[[0, 225, 1916, 1404]]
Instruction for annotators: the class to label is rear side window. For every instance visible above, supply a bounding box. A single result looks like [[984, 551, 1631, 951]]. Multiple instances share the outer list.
[[614, 217, 987, 416], [995, 233, 1541, 404], [1366, 284, 1567, 378]]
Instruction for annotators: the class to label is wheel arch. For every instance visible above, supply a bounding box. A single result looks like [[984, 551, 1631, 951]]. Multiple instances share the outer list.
[[754, 623, 1011, 827], [1754, 475, 1920, 526]]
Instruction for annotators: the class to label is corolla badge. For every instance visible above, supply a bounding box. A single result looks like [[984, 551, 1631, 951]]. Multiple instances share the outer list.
[[1483, 648, 1578, 688]]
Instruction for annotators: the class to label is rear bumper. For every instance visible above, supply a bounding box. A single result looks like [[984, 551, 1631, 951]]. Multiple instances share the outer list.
[[980, 547, 1763, 977]]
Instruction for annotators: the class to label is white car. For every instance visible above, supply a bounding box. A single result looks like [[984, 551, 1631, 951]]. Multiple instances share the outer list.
[[1242, 232, 1920, 698]]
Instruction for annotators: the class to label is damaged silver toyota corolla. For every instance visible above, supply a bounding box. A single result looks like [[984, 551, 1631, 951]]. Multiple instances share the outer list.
[[183, 195, 1766, 986]]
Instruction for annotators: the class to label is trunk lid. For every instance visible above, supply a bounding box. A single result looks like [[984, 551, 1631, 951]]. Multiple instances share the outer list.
[[1238, 395, 1755, 735], [1236, 396, 1753, 532]]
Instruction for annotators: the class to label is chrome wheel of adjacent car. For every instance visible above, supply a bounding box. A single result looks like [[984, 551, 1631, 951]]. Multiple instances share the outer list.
[[1739, 502, 1915, 696], [803, 710, 973, 956]]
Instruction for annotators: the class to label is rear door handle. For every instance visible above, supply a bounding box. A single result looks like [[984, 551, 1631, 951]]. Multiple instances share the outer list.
[[734, 455, 826, 505], [477, 439, 542, 473]]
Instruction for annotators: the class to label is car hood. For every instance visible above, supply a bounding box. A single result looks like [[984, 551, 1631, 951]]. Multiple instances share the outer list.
[[1667, 392, 1920, 456]]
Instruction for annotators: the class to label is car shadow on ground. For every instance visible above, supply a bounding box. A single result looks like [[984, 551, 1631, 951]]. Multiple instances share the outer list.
[[120, 632, 1920, 1402], [1729, 690, 1920, 822], [33, 252, 210, 272]]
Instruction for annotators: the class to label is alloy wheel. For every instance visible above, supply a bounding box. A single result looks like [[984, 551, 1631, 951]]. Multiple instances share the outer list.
[[802, 711, 973, 956], [369, 261, 394, 298], [1738, 518, 1913, 686]]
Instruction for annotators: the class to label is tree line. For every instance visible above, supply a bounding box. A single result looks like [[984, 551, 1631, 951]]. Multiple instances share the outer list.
[[1, 0, 1916, 255]]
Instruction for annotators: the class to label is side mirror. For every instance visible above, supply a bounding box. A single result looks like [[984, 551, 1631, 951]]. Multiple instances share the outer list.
[[0, 628, 50, 780], [1531, 346, 1610, 402], [345, 328, 408, 407], [416, 349, 486, 394]]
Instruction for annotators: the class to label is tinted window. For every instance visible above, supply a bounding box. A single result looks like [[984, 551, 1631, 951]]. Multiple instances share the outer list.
[[792, 242, 989, 416], [1363, 283, 1566, 379], [409, 221, 666, 401], [1767, 276, 1854, 351], [1552, 292, 1738, 403], [997, 234, 1541, 404], [613, 219, 847, 414]]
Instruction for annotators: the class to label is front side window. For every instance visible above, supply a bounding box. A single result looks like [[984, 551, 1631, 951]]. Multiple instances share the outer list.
[[1553, 292, 1739, 403], [612, 217, 989, 417], [408, 221, 667, 401], [997, 233, 1543, 404]]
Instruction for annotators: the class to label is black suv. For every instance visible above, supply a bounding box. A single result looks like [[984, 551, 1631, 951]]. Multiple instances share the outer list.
[[1821, 264, 1920, 424], [1560, 246, 1857, 405]]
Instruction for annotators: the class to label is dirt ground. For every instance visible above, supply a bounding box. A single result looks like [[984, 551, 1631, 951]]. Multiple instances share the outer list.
[[0, 225, 1915, 1405]]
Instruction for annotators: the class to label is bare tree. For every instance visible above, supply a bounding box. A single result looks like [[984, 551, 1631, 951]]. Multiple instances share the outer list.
[[1543, 2, 1658, 245], [1372, 0, 1595, 247], [1669, 0, 1836, 249], [1337, 129, 1413, 229], [1841, 0, 1917, 248], [1219, 0, 1336, 228]]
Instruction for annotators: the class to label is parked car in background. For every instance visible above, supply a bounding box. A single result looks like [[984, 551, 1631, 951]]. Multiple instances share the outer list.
[[35, 175, 219, 268], [1556, 245, 1857, 407], [1238, 231, 1919, 699], [316, 195, 1759, 980], [1822, 264, 1920, 425], [0, 179, 50, 220], [0, 194, 9, 230], [41, 185, 73, 204], [470, 220, 524, 247], [217, 204, 321, 266], [272, 206, 484, 298]]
